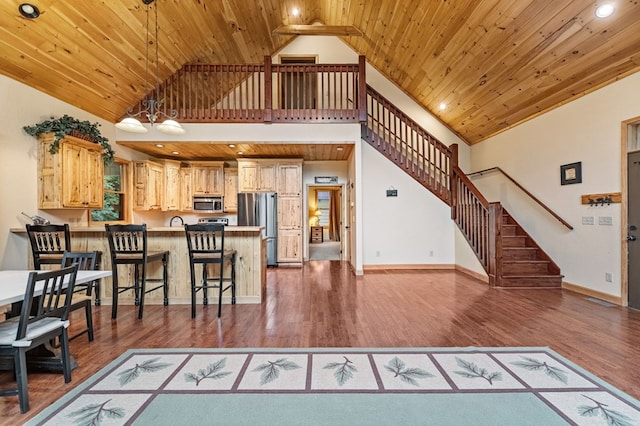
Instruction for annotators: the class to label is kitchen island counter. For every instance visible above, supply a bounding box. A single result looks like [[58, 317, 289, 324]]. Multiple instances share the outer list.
[[10, 226, 266, 306]]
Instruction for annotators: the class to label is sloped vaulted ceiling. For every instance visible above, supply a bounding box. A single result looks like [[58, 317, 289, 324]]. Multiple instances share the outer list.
[[1, 0, 640, 145]]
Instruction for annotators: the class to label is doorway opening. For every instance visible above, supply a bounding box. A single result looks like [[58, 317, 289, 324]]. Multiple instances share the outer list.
[[624, 119, 640, 308], [307, 185, 343, 261]]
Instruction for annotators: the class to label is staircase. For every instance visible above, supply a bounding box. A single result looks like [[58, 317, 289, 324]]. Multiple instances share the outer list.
[[362, 85, 562, 288], [499, 211, 562, 287]]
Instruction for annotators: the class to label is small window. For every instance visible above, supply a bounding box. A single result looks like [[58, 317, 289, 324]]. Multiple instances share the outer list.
[[91, 159, 128, 223], [317, 191, 330, 227]]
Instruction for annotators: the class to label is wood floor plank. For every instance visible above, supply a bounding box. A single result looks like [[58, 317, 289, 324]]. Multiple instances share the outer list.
[[2, 262, 640, 421]]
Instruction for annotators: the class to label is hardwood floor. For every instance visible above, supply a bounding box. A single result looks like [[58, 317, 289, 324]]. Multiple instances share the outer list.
[[2, 261, 640, 422]]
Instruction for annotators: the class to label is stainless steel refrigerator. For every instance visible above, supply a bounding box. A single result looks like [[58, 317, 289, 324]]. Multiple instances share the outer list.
[[237, 192, 278, 266]]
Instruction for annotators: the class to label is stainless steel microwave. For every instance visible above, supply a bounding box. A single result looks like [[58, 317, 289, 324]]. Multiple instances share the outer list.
[[193, 196, 224, 213]]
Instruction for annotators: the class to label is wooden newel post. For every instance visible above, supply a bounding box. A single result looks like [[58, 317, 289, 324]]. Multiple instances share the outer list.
[[358, 55, 367, 123], [264, 56, 272, 123], [450, 144, 459, 219], [487, 202, 503, 287]]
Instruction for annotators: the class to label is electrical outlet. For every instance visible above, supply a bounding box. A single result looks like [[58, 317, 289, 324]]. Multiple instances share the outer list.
[[605, 272, 613, 283], [582, 216, 594, 225], [599, 216, 613, 226], [429, 250, 434, 257], [375, 250, 380, 257]]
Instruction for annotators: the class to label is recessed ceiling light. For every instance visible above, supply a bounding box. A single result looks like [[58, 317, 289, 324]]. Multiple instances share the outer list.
[[336, 146, 344, 151], [439, 103, 447, 111], [292, 7, 300, 16], [595, 4, 615, 18], [237, 151, 244, 155], [228, 144, 236, 148], [155, 144, 164, 148], [171, 151, 180, 155], [19, 3, 40, 19]]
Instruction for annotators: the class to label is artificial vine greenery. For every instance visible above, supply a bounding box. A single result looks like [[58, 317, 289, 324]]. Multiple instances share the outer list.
[[23, 114, 115, 164]]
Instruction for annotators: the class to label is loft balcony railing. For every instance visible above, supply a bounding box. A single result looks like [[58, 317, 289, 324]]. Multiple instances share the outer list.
[[125, 56, 367, 124]]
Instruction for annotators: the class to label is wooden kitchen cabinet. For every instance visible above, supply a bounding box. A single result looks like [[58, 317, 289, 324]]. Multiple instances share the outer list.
[[277, 229, 302, 263], [278, 196, 302, 229], [224, 168, 238, 212], [179, 167, 193, 211], [133, 161, 163, 211], [162, 160, 181, 211], [38, 134, 104, 209], [277, 162, 302, 196], [276, 160, 303, 264], [191, 161, 224, 196], [237, 160, 277, 192]]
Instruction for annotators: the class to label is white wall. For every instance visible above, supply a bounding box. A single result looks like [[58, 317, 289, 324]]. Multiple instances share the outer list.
[[362, 143, 455, 265], [471, 72, 640, 297]]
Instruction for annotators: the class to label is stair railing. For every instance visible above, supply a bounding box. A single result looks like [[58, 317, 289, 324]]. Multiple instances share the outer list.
[[363, 85, 452, 204], [467, 167, 573, 230], [362, 85, 504, 283]]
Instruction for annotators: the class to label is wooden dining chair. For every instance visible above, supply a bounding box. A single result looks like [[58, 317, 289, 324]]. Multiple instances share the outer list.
[[25, 223, 71, 270], [0, 265, 78, 413], [184, 223, 236, 318], [105, 224, 169, 319], [61, 251, 99, 342]]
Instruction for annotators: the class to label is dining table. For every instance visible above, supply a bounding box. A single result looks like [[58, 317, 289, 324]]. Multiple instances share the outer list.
[[0, 269, 111, 307], [0, 269, 112, 372]]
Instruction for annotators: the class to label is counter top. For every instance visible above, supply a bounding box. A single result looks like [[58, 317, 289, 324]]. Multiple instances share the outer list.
[[11, 225, 263, 234]]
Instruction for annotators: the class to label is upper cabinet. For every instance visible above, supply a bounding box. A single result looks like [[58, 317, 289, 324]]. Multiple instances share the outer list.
[[224, 168, 238, 212], [38, 134, 104, 209], [162, 160, 182, 211], [179, 167, 193, 212], [133, 161, 164, 211], [191, 161, 224, 196], [237, 160, 277, 192], [277, 162, 302, 197]]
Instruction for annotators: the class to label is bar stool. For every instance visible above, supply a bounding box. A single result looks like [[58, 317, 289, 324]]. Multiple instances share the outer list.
[[184, 223, 236, 318], [105, 224, 169, 319], [26, 223, 71, 270], [25, 223, 103, 306]]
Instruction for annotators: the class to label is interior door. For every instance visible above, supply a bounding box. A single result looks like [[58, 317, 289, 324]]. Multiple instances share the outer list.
[[628, 150, 640, 308]]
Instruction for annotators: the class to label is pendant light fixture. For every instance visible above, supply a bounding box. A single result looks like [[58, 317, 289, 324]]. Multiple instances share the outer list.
[[116, 0, 185, 135]]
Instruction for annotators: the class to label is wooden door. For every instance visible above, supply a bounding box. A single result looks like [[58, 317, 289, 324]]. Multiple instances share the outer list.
[[628, 150, 640, 308]]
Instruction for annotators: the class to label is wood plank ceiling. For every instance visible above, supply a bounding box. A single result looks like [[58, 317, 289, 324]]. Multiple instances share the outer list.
[[2, 0, 639, 159]]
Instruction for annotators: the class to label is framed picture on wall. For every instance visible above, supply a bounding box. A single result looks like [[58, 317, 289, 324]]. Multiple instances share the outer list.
[[560, 162, 582, 185]]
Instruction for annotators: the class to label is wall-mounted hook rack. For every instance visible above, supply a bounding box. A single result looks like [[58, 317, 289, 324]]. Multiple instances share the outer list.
[[581, 192, 621, 206]]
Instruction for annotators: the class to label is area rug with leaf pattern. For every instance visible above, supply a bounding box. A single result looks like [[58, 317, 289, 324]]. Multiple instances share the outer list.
[[27, 347, 640, 426]]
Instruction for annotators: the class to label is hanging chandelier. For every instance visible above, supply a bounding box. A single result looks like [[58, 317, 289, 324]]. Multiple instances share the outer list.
[[116, 0, 185, 135]]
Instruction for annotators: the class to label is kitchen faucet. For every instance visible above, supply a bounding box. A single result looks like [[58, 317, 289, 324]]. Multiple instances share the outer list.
[[169, 216, 184, 227]]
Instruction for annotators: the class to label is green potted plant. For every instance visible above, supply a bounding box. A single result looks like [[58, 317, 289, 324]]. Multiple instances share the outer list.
[[23, 114, 115, 164]]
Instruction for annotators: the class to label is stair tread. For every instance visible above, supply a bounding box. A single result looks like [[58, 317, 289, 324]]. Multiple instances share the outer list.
[[503, 260, 549, 263], [502, 274, 563, 278]]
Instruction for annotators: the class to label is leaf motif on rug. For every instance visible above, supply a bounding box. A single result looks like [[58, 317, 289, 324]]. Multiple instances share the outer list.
[[117, 357, 173, 387], [510, 356, 568, 384], [323, 356, 358, 386], [67, 398, 125, 425], [453, 357, 502, 385], [252, 358, 302, 385], [384, 356, 434, 387], [578, 394, 635, 426], [184, 357, 233, 386]]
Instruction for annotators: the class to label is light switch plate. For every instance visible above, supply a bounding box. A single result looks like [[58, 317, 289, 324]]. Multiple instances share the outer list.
[[582, 216, 594, 225], [598, 216, 613, 225]]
